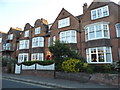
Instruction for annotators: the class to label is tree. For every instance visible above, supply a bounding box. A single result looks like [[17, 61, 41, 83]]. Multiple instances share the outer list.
[[49, 41, 85, 71]]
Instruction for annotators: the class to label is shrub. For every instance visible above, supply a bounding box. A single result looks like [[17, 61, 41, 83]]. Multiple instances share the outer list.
[[21, 60, 54, 66], [62, 58, 80, 72]]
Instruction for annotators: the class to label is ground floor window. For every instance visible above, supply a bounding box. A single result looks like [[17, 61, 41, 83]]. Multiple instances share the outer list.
[[18, 53, 28, 63], [86, 47, 112, 64], [31, 53, 44, 61]]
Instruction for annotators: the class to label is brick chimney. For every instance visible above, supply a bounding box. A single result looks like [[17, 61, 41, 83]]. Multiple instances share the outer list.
[[83, 3, 88, 14]]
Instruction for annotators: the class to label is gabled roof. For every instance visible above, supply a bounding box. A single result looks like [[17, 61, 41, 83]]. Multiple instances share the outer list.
[[8, 27, 22, 38], [50, 8, 79, 29]]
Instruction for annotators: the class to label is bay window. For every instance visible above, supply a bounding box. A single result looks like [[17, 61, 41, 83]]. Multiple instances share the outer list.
[[85, 22, 110, 41], [115, 23, 120, 37], [31, 53, 44, 61], [86, 47, 112, 64], [18, 53, 28, 63], [60, 30, 77, 43], [32, 37, 44, 48], [91, 5, 109, 20]]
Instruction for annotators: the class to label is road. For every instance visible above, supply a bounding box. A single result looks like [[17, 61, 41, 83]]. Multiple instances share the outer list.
[[2, 78, 52, 89]]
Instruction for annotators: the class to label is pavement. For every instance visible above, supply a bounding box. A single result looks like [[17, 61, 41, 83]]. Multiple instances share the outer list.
[[2, 73, 119, 89]]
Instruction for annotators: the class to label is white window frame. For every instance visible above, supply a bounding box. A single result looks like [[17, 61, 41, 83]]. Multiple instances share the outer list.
[[48, 37, 50, 47], [5, 43, 11, 50], [18, 53, 28, 63], [0, 38, 2, 43], [19, 40, 29, 49], [35, 27, 41, 34], [32, 37, 44, 48], [91, 5, 109, 20], [24, 30, 29, 37], [8, 34, 13, 40], [60, 30, 77, 43], [86, 47, 112, 64], [53, 36, 56, 44], [85, 22, 110, 41], [31, 53, 44, 61], [58, 17, 70, 28], [115, 23, 120, 37]]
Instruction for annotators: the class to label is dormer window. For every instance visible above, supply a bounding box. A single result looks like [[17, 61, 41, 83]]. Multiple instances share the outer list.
[[35, 27, 41, 34], [91, 5, 109, 20], [58, 17, 70, 28], [8, 34, 13, 40], [24, 30, 29, 37]]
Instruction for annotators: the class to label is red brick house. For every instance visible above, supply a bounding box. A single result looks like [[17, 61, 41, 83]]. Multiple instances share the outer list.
[[80, 0, 120, 64], [0, 31, 7, 57], [18, 19, 49, 63], [1, 27, 22, 59]]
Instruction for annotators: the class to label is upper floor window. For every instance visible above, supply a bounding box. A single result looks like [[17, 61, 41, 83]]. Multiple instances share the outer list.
[[58, 17, 70, 28], [115, 23, 120, 37], [0, 38, 2, 43], [19, 40, 29, 49], [91, 5, 109, 20], [48, 37, 50, 47], [32, 37, 44, 48], [35, 27, 41, 34], [31, 53, 44, 61], [8, 34, 13, 40], [24, 30, 29, 37], [86, 47, 112, 64], [60, 30, 77, 43], [85, 22, 110, 41], [53, 36, 56, 44]]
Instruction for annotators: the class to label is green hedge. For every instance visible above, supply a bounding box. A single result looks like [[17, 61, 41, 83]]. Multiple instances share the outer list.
[[20, 60, 54, 66]]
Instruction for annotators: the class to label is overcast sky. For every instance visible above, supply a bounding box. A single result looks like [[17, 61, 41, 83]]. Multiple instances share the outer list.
[[0, 0, 119, 33]]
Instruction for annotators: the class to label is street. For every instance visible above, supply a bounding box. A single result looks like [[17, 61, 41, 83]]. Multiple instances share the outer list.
[[2, 78, 52, 88]]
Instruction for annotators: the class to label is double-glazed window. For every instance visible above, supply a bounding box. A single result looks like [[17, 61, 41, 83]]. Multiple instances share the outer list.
[[91, 5, 109, 20], [58, 17, 70, 28], [31, 53, 44, 61], [18, 53, 28, 63], [86, 47, 112, 64], [60, 30, 77, 43], [115, 23, 120, 37], [32, 37, 44, 48], [24, 30, 29, 37], [8, 34, 13, 40], [19, 40, 29, 49], [35, 27, 41, 34], [85, 22, 110, 41]]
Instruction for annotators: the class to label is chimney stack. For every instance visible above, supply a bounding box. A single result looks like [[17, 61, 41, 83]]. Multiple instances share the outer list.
[[83, 3, 88, 14]]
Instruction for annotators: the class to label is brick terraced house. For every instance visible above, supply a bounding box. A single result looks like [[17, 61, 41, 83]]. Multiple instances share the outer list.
[[1, 27, 22, 59], [1, 0, 120, 64]]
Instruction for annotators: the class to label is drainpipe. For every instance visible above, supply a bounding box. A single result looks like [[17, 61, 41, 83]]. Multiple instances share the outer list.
[[79, 19, 82, 56]]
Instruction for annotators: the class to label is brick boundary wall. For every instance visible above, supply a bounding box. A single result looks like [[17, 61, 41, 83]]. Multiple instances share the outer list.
[[55, 72, 120, 86], [21, 70, 55, 78]]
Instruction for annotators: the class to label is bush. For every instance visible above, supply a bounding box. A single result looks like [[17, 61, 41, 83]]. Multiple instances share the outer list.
[[62, 58, 80, 72], [21, 60, 54, 66]]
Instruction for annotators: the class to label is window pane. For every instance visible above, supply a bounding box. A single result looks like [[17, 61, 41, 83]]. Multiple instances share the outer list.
[[96, 31, 102, 38], [106, 53, 111, 62], [97, 8, 102, 18], [103, 6, 109, 16]]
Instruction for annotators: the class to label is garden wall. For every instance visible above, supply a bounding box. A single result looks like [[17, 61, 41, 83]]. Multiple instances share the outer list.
[[21, 70, 55, 78], [55, 72, 120, 86]]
